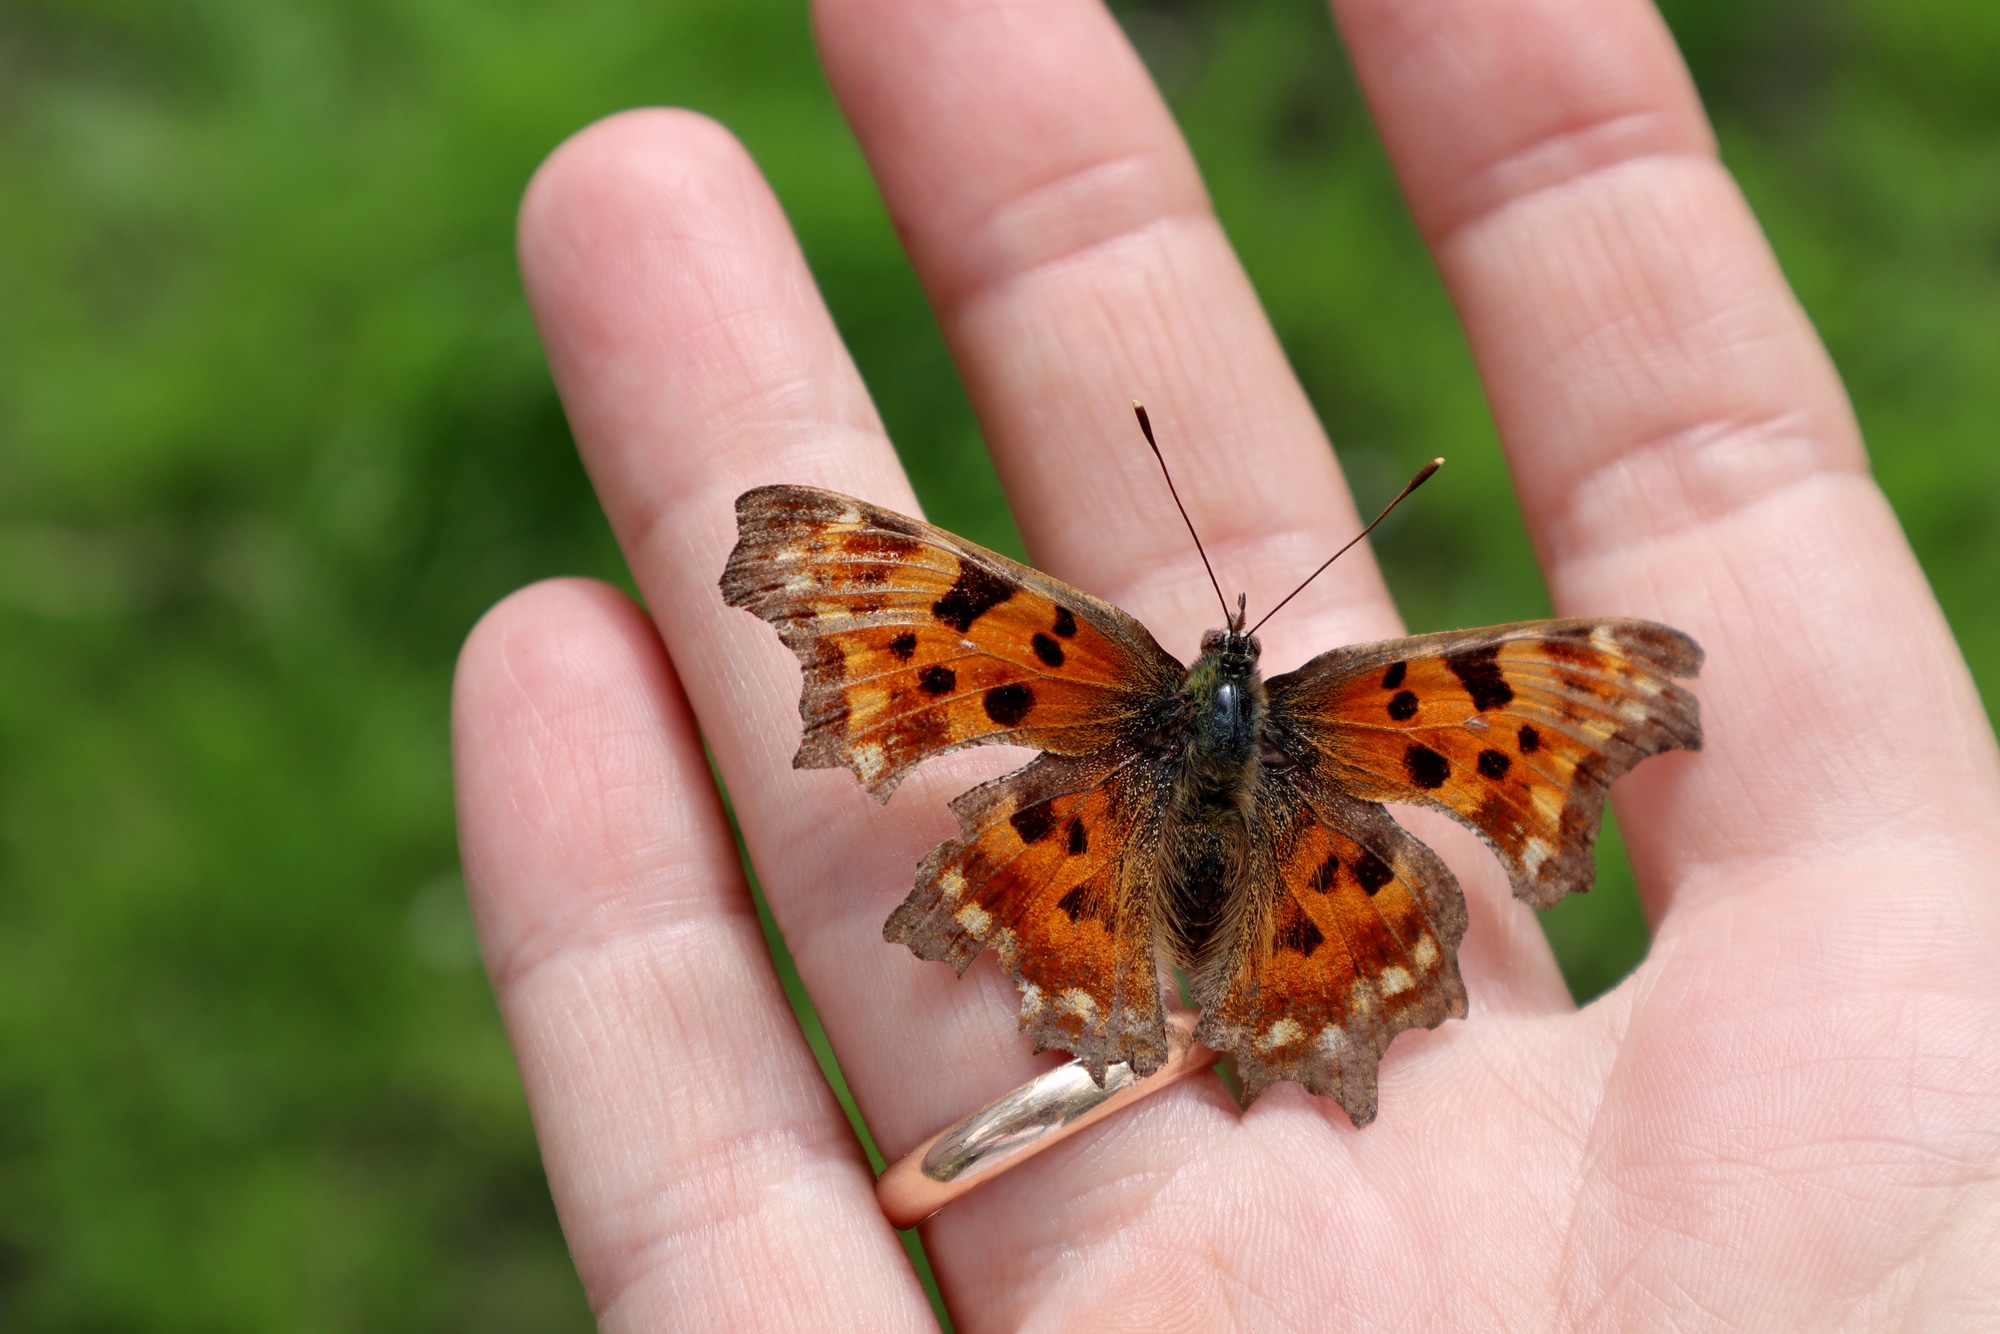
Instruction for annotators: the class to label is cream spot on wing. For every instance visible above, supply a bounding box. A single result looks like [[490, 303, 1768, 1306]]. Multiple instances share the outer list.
[[1521, 838, 1553, 876], [1057, 988, 1098, 1022], [937, 868, 966, 902], [954, 904, 992, 935], [1347, 979, 1380, 1022], [1258, 1018, 1305, 1051], [1019, 983, 1044, 1017], [784, 571, 815, 592], [1590, 625, 1618, 651], [835, 503, 862, 525], [1378, 966, 1415, 997], [1316, 1025, 1353, 1059], [1411, 935, 1439, 970], [844, 686, 889, 722], [851, 742, 887, 785], [1531, 783, 1565, 824]]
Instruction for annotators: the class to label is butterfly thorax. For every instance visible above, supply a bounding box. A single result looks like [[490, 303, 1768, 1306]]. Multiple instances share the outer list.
[[1181, 627, 1264, 793], [1161, 627, 1266, 966]]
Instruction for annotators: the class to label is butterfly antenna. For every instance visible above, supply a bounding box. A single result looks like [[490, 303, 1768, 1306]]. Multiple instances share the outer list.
[[1245, 457, 1444, 637], [1133, 401, 1232, 627]]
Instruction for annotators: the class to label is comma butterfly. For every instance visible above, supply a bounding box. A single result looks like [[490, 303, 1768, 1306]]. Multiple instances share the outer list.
[[720, 417, 1701, 1126]]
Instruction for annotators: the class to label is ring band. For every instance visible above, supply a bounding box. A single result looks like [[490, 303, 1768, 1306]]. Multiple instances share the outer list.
[[876, 1010, 1212, 1228]]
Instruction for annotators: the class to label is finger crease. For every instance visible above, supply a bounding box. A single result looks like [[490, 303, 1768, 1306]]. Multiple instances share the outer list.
[[1425, 108, 1714, 253], [934, 150, 1213, 318], [1540, 407, 1866, 567]]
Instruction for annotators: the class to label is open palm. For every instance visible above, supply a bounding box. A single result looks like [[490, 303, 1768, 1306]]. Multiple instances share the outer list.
[[450, 0, 2000, 1327]]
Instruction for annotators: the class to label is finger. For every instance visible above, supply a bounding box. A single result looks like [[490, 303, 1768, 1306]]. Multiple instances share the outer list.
[[452, 580, 930, 1329], [515, 110, 1084, 1164], [1330, 0, 2000, 918], [815, 0, 1388, 665], [812, 0, 1571, 1083]]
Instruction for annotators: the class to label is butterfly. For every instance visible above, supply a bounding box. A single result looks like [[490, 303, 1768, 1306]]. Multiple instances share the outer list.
[[720, 459, 1701, 1126]]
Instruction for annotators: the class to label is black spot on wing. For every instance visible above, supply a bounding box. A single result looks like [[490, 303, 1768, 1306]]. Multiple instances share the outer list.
[[888, 631, 918, 662], [1382, 661, 1407, 690], [931, 560, 1016, 632], [1274, 909, 1325, 958], [1445, 644, 1515, 711], [1388, 690, 1419, 721], [1052, 606, 1077, 637], [1354, 850, 1394, 895], [1404, 744, 1449, 790], [1308, 855, 1340, 893], [1518, 724, 1541, 754], [1009, 802, 1056, 845], [1056, 881, 1106, 925], [1477, 748, 1511, 779], [983, 683, 1034, 726], [917, 664, 956, 696], [1066, 818, 1088, 856], [1032, 633, 1065, 667]]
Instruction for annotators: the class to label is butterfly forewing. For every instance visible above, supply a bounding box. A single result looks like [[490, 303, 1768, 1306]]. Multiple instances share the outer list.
[[1266, 619, 1702, 908], [885, 745, 1176, 1081], [722, 486, 1185, 798]]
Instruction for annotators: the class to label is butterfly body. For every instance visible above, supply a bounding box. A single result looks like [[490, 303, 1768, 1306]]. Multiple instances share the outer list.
[[723, 484, 1703, 1125], [1157, 629, 1265, 978]]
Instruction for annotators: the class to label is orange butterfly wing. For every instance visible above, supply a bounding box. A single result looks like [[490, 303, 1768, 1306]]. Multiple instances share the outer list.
[[721, 486, 1184, 798], [1265, 619, 1702, 908], [1194, 777, 1468, 1124], [884, 745, 1176, 1081]]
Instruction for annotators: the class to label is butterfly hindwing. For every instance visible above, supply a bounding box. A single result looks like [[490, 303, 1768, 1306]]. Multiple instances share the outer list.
[[1265, 618, 1702, 908], [1195, 775, 1468, 1124], [885, 744, 1175, 1081], [722, 486, 1184, 798]]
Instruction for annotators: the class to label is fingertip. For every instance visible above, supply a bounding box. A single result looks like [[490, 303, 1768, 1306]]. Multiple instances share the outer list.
[[517, 107, 761, 277]]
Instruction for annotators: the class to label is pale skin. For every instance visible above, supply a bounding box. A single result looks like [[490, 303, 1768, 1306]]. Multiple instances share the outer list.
[[449, 0, 2000, 1327]]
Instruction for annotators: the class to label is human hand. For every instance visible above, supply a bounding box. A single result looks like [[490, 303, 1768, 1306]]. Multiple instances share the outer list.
[[451, 0, 2000, 1326]]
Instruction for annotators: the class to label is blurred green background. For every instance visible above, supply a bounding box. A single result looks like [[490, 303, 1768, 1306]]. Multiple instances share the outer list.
[[0, 0, 1994, 1324]]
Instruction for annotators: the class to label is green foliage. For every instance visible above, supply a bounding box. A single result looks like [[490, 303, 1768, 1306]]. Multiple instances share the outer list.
[[0, 0, 1992, 1322]]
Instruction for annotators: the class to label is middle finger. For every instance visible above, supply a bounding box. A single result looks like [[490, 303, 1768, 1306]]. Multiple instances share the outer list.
[[814, 0, 1574, 1135]]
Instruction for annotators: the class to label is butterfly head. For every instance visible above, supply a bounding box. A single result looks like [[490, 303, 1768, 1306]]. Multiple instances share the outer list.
[[1197, 591, 1259, 674], [1197, 625, 1261, 679]]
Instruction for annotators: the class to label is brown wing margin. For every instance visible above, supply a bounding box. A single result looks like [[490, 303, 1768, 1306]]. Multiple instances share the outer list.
[[722, 486, 1185, 799], [1265, 618, 1702, 909], [1195, 774, 1468, 1124], [885, 744, 1176, 1082]]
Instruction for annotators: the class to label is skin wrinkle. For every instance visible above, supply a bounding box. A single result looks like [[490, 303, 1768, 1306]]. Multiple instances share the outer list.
[[1537, 408, 1861, 566], [1428, 130, 1709, 255], [928, 153, 1210, 317]]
